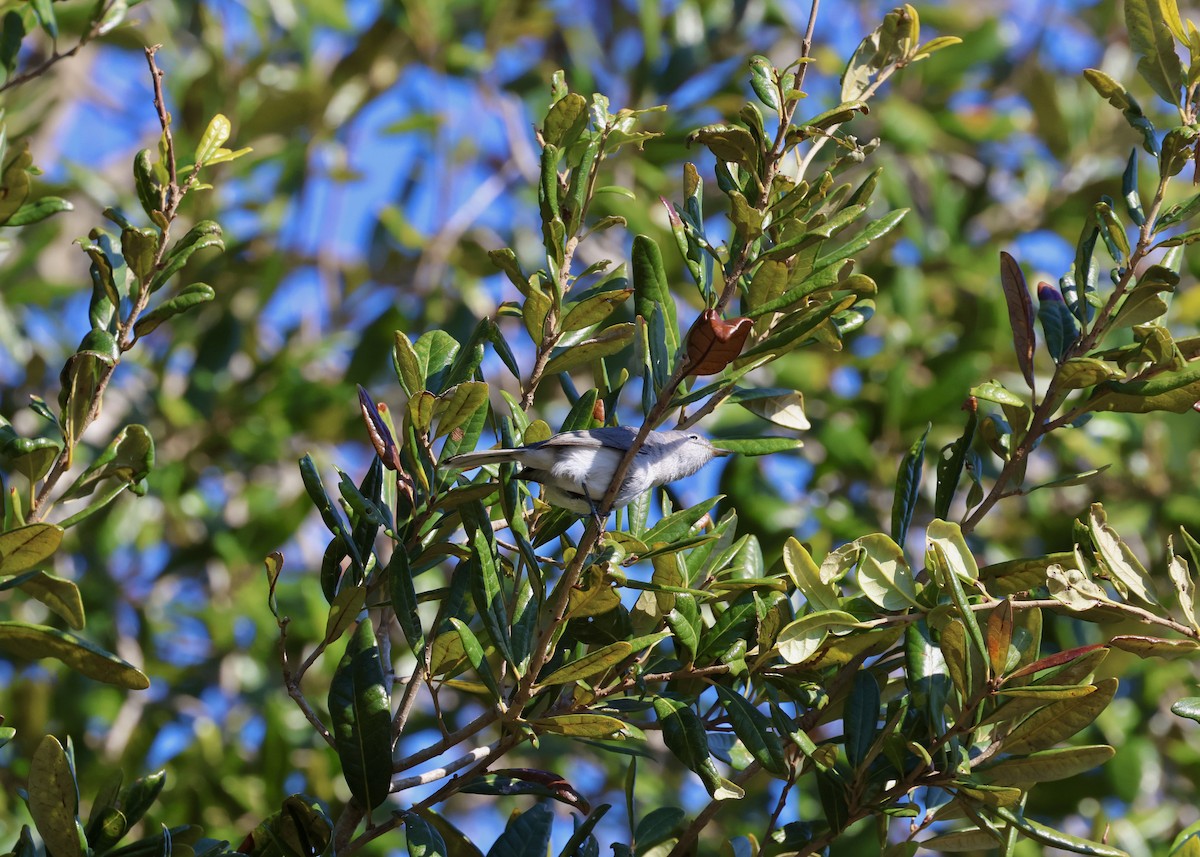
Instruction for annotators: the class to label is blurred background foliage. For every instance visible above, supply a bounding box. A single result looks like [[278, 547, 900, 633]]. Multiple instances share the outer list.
[[1, 0, 1198, 852]]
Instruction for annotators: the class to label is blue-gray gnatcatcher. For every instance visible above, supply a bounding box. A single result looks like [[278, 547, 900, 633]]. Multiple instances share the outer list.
[[445, 427, 729, 515]]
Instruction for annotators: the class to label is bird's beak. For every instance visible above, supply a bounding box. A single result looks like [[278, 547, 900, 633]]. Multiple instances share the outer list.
[[713, 447, 733, 457]]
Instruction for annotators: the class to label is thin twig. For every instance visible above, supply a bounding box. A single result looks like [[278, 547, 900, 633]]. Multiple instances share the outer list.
[[0, 2, 117, 96]]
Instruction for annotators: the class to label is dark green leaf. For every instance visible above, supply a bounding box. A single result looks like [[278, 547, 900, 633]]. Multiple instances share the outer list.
[[486, 803, 553, 857], [5, 196, 73, 227], [328, 619, 393, 810], [133, 283, 215, 338], [389, 548, 424, 657], [891, 424, 928, 548], [405, 812, 449, 857], [714, 684, 788, 775], [845, 671, 881, 770]]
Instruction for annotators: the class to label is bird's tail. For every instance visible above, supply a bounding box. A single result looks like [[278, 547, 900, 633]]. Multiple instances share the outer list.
[[443, 448, 522, 470]]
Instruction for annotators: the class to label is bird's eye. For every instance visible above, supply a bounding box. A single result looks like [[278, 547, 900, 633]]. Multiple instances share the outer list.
[[688, 433, 700, 441]]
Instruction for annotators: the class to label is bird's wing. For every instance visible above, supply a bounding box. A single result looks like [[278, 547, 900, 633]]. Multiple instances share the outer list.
[[536, 426, 643, 453]]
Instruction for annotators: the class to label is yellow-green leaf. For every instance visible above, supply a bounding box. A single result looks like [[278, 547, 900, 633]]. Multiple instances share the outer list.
[[536, 641, 632, 688], [0, 523, 63, 575]]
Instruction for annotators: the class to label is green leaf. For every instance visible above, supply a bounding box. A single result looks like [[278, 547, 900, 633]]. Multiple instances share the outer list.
[[6, 196, 73, 227], [486, 803, 553, 857], [782, 537, 840, 612], [61, 425, 154, 502], [652, 696, 740, 799], [714, 684, 788, 775], [536, 641, 632, 688], [775, 610, 863, 664], [533, 713, 629, 738], [687, 124, 759, 170], [991, 805, 1130, 856], [979, 745, 1115, 787], [562, 288, 633, 332], [1171, 697, 1200, 723], [845, 671, 881, 770], [1, 571, 84, 629], [1038, 283, 1079, 362], [1091, 357, 1200, 413], [323, 582, 366, 646], [891, 425, 928, 548], [543, 93, 589, 149], [328, 618, 393, 811], [0, 622, 148, 688], [970, 380, 1026, 408], [470, 527, 513, 667], [133, 283, 215, 338], [1088, 504, 1157, 605], [1127, 0, 1185, 105], [0, 434, 61, 485], [148, 221, 223, 293], [389, 548, 424, 657], [434, 382, 489, 440], [0, 524, 63, 575], [121, 226, 160, 286], [415, 329, 461, 394], [194, 114, 232, 165], [812, 208, 908, 272], [1057, 357, 1122, 389], [934, 408, 977, 520], [855, 533, 919, 610], [405, 813, 449, 857], [710, 437, 803, 455], [999, 677, 1118, 755], [633, 234, 681, 364], [634, 806, 685, 851], [449, 618, 502, 701], [28, 736, 84, 857], [544, 323, 635, 375]]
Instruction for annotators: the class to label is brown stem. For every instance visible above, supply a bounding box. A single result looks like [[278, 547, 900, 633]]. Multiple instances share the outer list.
[[960, 176, 1171, 535], [0, 2, 117, 95]]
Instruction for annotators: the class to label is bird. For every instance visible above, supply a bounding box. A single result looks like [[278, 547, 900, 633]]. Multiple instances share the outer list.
[[444, 427, 728, 515]]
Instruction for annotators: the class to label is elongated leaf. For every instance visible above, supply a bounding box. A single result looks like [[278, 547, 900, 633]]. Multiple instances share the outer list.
[[0, 622, 148, 688], [389, 548, 424, 657], [61, 425, 154, 502], [544, 323, 636, 375], [1, 571, 84, 629], [1127, 0, 1184, 106], [979, 745, 1114, 786], [934, 407, 977, 519], [855, 533, 918, 610], [0, 523, 63, 575], [405, 812, 449, 857], [999, 252, 1036, 390], [328, 619, 393, 811], [775, 610, 863, 664], [782, 537, 840, 612], [28, 735, 84, 857], [537, 641, 632, 687], [992, 805, 1130, 856], [1109, 634, 1200, 658], [845, 671, 881, 770], [891, 425, 928, 548], [1000, 677, 1118, 755], [1088, 505, 1157, 604], [714, 685, 788, 775], [533, 714, 629, 738], [133, 283, 216, 338], [470, 528, 513, 666], [449, 618, 502, 701], [486, 803, 553, 857]]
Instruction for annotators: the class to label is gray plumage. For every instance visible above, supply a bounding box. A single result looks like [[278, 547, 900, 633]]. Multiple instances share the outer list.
[[444, 427, 728, 514]]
